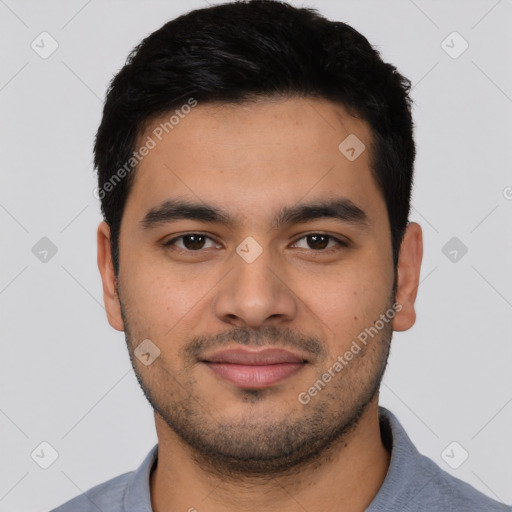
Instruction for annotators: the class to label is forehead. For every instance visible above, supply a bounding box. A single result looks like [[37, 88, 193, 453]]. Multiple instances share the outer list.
[[125, 97, 384, 227]]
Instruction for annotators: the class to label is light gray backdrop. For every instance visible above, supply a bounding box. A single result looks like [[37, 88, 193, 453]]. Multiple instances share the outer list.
[[1, 1, 511, 510]]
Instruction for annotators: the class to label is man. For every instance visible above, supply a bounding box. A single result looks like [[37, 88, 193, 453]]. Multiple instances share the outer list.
[[51, 1, 509, 511]]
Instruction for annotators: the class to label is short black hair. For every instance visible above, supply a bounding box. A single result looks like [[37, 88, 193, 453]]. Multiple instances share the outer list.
[[94, 0, 415, 276]]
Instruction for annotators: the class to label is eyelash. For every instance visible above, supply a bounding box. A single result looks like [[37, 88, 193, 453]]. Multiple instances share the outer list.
[[163, 232, 349, 254]]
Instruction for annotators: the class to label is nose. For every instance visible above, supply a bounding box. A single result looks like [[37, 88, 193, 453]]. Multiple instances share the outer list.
[[212, 242, 298, 329]]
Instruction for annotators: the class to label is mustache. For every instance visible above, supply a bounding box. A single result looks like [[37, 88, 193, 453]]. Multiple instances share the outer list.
[[183, 325, 327, 363]]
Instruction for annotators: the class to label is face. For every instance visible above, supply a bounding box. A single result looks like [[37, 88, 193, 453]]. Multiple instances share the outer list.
[[98, 97, 422, 477]]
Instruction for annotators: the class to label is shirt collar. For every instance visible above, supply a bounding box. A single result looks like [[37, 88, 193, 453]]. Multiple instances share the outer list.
[[366, 406, 435, 511], [123, 442, 158, 511]]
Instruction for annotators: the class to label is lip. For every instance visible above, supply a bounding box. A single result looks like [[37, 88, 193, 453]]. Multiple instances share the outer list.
[[202, 348, 308, 365], [202, 348, 308, 389]]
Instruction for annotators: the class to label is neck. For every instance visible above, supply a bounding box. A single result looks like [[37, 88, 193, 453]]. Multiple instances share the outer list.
[[150, 399, 390, 512]]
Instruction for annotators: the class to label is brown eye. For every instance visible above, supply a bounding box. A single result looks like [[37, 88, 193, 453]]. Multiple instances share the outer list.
[[306, 234, 329, 250], [292, 233, 347, 252], [164, 234, 218, 251]]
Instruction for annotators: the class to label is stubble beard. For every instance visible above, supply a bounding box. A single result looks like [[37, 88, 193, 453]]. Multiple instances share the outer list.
[[120, 292, 394, 480]]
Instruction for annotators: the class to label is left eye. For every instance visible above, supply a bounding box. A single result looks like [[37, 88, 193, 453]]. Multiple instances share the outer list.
[[164, 233, 346, 252], [292, 233, 346, 251]]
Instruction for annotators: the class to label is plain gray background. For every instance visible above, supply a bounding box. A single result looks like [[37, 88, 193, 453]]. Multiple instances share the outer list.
[[1, 0, 511, 510]]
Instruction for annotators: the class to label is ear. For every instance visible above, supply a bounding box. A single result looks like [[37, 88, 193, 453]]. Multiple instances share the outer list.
[[97, 221, 124, 331], [393, 222, 423, 332]]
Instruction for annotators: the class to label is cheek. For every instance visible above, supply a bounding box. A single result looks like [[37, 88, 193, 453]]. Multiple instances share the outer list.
[[125, 277, 190, 324], [298, 257, 393, 342], [120, 253, 219, 336]]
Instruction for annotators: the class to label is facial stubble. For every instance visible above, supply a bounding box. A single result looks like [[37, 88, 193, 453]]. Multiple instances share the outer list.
[[118, 286, 394, 480]]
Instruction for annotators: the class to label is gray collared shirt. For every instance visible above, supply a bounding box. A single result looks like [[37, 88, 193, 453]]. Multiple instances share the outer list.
[[50, 406, 510, 511]]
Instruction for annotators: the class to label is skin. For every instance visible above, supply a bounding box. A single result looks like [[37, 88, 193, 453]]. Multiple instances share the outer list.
[[97, 96, 423, 512]]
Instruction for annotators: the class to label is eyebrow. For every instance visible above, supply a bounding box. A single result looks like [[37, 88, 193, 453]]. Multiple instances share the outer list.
[[140, 197, 370, 231]]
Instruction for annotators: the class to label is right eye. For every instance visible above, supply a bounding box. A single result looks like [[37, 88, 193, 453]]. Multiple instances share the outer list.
[[163, 233, 221, 252]]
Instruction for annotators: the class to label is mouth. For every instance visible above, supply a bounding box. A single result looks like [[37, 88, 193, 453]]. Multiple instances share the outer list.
[[201, 348, 308, 389]]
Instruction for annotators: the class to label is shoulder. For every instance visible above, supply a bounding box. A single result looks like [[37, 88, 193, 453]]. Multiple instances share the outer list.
[[49, 444, 158, 512], [412, 454, 510, 511], [372, 407, 511, 512], [49, 471, 132, 512]]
